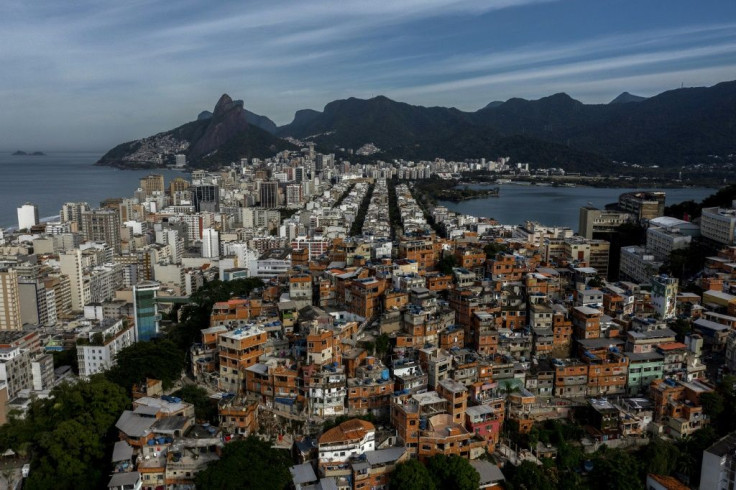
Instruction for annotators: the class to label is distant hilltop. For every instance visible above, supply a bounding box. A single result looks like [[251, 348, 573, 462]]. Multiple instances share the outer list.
[[98, 79, 736, 171], [96, 94, 294, 170], [12, 150, 45, 156]]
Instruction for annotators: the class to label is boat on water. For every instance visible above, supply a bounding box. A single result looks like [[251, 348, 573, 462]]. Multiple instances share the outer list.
[[495, 179, 512, 184]]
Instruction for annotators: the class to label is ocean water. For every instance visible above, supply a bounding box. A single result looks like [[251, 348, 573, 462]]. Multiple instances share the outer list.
[[439, 184, 715, 231], [0, 152, 185, 228]]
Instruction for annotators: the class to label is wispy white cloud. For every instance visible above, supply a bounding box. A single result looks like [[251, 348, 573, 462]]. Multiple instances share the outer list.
[[387, 41, 736, 97], [382, 22, 736, 79]]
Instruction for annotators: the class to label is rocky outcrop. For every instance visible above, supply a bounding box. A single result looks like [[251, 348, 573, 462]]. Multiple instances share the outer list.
[[188, 94, 249, 158]]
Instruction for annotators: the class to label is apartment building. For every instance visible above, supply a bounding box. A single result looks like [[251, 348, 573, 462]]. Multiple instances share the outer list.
[[217, 325, 268, 393], [77, 319, 135, 378], [701, 204, 736, 245]]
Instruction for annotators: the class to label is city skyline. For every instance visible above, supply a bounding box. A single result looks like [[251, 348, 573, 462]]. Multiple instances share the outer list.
[[1, 0, 735, 150]]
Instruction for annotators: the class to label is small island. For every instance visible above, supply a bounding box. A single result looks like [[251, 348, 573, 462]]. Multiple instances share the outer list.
[[12, 150, 45, 156]]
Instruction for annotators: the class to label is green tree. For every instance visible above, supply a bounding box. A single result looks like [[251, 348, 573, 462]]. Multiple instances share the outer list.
[[172, 385, 218, 424], [639, 437, 680, 478], [105, 338, 186, 392], [28, 420, 105, 490], [670, 319, 692, 342], [505, 460, 556, 490], [375, 333, 391, 358], [484, 241, 510, 259], [588, 275, 605, 288], [426, 454, 480, 490], [589, 448, 643, 490], [3, 377, 129, 490], [390, 459, 436, 490], [195, 437, 291, 490], [438, 254, 458, 275], [676, 427, 718, 485], [700, 391, 725, 420]]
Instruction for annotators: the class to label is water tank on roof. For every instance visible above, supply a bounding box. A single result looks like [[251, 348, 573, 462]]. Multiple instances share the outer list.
[[381, 369, 390, 381]]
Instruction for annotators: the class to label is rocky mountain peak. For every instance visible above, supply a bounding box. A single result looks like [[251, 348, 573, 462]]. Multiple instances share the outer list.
[[213, 94, 237, 117]]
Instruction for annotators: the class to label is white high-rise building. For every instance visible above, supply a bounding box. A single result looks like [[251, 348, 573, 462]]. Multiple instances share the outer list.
[[701, 204, 736, 245], [77, 319, 135, 378], [700, 432, 736, 490], [60, 250, 90, 312], [0, 268, 22, 330], [17, 203, 39, 231], [202, 228, 220, 258]]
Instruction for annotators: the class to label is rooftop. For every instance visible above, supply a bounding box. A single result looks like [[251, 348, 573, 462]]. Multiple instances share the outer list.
[[364, 447, 406, 466], [290, 462, 318, 485], [471, 460, 505, 486], [115, 410, 156, 438], [319, 419, 375, 445], [706, 431, 736, 457], [438, 378, 467, 394]]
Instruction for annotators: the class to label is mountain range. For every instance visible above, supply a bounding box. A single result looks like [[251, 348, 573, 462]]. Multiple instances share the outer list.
[[97, 80, 736, 171]]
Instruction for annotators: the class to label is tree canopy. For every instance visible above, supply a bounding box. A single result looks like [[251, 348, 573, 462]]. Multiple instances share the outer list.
[[390, 459, 436, 490], [172, 385, 218, 424], [105, 338, 186, 392], [504, 460, 557, 490], [195, 437, 291, 490], [426, 454, 480, 490], [0, 377, 129, 490]]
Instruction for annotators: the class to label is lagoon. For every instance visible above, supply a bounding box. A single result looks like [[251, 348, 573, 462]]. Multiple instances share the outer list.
[[438, 184, 714, 232]]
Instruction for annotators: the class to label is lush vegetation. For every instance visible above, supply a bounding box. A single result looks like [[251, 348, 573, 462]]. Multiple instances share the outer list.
[[390, 454, 479, 490], [195, 436, 292, 490], [105, 338, 187, 392], [427, 454, 481, 490], [0, 377, 129, 490], [171, 385, 218, 424], [496, 416, 728, 489], [390, 459, 436, 490], [277, 95, 614, 172]]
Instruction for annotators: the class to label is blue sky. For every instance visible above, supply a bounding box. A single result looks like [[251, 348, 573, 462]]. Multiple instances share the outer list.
[[1, 0, 735, 151]]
